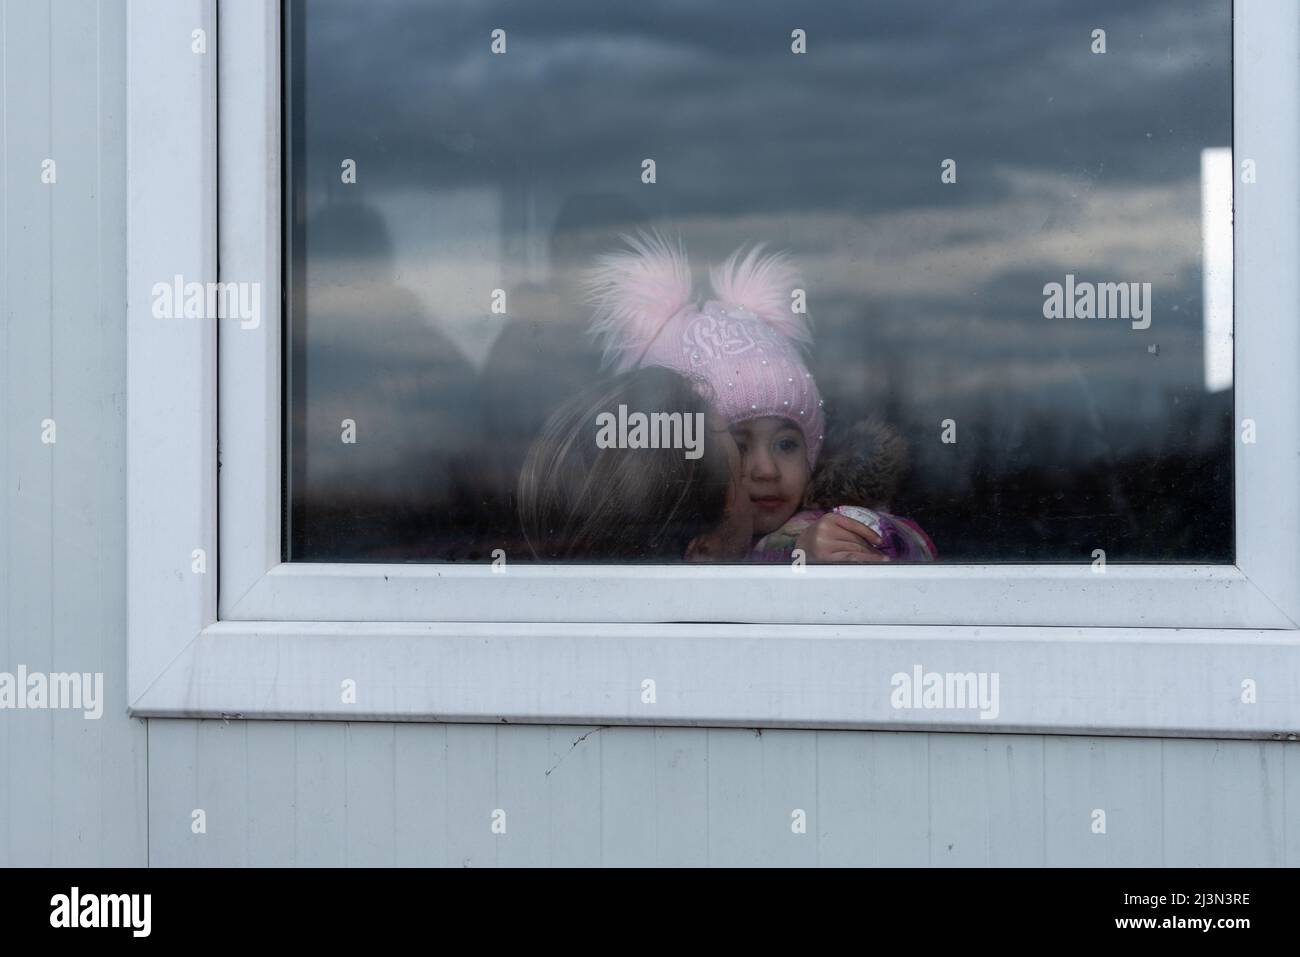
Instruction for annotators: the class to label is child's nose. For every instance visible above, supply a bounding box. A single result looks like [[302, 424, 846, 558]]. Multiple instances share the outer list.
[[748, 448, 779, 480]]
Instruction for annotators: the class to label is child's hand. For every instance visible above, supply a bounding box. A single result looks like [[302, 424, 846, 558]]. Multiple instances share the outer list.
[[795, 513, 890, 563]]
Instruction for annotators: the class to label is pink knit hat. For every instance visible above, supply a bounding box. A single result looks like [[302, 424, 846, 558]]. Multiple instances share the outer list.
[[586, 231, 825, 468]]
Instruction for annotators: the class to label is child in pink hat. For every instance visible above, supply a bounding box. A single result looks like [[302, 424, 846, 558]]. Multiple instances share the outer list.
[[586, 231, 936, 563]]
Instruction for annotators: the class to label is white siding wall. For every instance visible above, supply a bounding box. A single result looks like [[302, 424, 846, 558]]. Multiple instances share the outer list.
[[1, 0, 1296, 867], [2, 0, 147, 868]]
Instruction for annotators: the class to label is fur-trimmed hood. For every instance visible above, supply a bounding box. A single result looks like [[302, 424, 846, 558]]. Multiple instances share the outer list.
[[806, 418, 910, 512]]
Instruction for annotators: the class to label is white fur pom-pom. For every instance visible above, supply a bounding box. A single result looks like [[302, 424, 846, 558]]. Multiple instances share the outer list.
[[708, 244, 810, 345], [585, 230, 694, 372]]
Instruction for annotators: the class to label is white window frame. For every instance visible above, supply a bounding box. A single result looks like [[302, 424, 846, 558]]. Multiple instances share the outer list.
[[127, 0, 1300, 736]]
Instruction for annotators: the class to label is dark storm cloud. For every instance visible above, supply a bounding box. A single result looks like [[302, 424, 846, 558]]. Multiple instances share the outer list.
[[298, 0, 1230, 214]]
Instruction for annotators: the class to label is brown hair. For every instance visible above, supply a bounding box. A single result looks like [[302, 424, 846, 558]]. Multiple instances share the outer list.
[[518, 367, 732, 561]]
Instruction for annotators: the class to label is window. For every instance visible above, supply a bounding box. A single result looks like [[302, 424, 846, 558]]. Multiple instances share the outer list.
[[284, 0, 1234, 565], [127, 0, 1300, 735]]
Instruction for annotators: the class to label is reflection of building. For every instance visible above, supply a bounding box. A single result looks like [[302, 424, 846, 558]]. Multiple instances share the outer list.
[[476, 195, 651, 554], [290, 201, 484, 561]]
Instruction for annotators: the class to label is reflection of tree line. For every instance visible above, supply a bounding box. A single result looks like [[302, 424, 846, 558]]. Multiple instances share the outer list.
[[891, 395, 1233, 562], [290, 199, 1233, 564], [811, 288, 1233, 562]]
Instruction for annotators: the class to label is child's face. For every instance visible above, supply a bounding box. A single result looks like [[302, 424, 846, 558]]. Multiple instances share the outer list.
[[729, 416, 811, 536]]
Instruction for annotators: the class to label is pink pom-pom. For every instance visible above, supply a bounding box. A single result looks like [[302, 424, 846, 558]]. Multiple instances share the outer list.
[[708, 244, 810, 345], [585, 230, 694, 372]]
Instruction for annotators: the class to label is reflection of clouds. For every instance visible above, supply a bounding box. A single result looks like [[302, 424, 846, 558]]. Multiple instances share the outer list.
[[909, 358, 1148, 402], [299, 0, 1227, 408], [302, 0, 1230, 210], [370, 170, 1201, 302], [678, 170, 1200, 299], [352, 166, 1215, 418]]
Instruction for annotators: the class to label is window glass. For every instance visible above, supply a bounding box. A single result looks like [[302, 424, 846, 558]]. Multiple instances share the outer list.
[[284, 0, 1233, 563]]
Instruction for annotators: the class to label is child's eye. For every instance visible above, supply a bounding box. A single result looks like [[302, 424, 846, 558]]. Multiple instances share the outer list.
[[776, 438, 801, 454]]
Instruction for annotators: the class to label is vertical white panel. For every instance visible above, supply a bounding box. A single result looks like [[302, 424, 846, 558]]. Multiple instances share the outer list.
[[758, 730, 818, 866], [494, 723, 552, 866], [928, 734, 1047, 866], [0, 0, 146, 867], [815, 730, 877, 865], [860, 732, 931, 866], [544, 724, 602, 867], [145, 719, 200, 866], [1044, 737, 1164, 866], [50, 0, 108, 868], [930, 735, 1046, 867], [344, 722, 396, 866], [928, 734, 990, 866], [1162, 739, 1285, 866], [4, 0, 53, 866], [706, 728, 765, 866], [651, 727, 707, 867], [244, 720, 296, 866], [147, 720, 277, 867], [847, 733, 930, 868], [984, 736, 1045, 866], [89, 0, 148, 869], [444, 724, 498, 867], [1285, 744, 1300, 867], [599, 727, 656, 866], [0, 0, 8, 868], [394, 723, 448, 867], [192, 719, 250, 866], [293, 722, 346, 866]]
